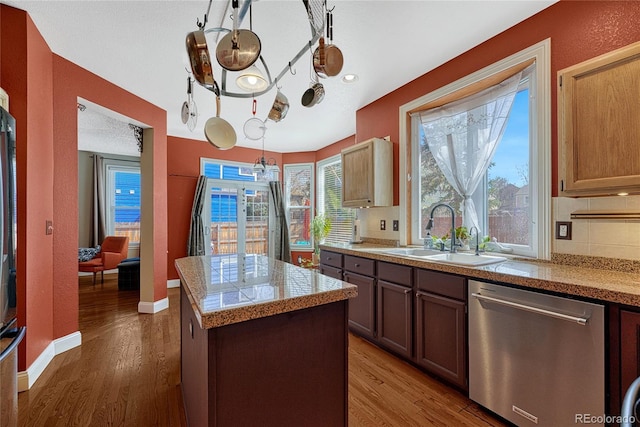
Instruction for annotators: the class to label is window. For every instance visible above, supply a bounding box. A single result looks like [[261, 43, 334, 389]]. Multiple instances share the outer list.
[[284, 163, 313, 250], [316, 155, 355, 245], [401, 40, 550, 258], [106, 164, 140, 244]]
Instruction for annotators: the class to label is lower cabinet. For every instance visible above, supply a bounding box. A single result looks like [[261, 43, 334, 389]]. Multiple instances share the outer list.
[[319, 251, 468, 392], [343, 255, 377, 339], [610, 307, 640, 416], [344, 270, 376, 339], [377, 261, 413, 359], [415, 269, 468, 391]]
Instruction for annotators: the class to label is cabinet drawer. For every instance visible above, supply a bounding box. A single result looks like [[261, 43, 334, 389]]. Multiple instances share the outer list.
[[378, 261, 412, 287], [320, 251, 343, 268], [415, 269, 466, 301], [344, 255, 375, 276], [320, 265, 342, 281]]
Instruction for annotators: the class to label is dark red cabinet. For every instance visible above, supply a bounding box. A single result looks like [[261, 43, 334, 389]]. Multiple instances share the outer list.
[[415, 269, 468, 391], [377, 280, 412, 358], [376, 261, 413, 358], [344, 270, 376, 339]]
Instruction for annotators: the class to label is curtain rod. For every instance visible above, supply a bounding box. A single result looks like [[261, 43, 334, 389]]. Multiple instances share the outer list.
[[89, 154, 140, 163]]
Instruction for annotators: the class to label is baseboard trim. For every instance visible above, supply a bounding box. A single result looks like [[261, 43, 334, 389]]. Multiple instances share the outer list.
[[54, 331, 82, 355], [138, 297, 169, 314], [18, 330, 82, 392], [167, 279, 180, 289]]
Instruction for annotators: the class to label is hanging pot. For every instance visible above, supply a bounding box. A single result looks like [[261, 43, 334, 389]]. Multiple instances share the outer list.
[[205, 84, 237, 150], [313, 11, 343, 78], [301, 81, 324, 108], [186, 30, 215, 89], [216, 0, 262, 72], [268, 90, 289, 122]]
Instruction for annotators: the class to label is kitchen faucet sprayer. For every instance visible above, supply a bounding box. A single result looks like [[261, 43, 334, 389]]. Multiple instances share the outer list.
[[428, 203, 460, 253], [469, 225, 482, 256]]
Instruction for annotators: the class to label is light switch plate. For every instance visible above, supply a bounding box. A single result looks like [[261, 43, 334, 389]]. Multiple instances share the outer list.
[[556, 221, 572, 240], [393, 220, 399, 231], [380, 220, 386, 231]]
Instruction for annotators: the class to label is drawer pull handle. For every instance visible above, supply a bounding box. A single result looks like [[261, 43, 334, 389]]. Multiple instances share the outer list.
[[403, 289, 411, 294], [327, 257, 332, 260], [354, 263, 360, 267]]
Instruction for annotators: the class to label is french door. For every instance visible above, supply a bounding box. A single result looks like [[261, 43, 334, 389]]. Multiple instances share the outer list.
[[201, 179, 273, 257]]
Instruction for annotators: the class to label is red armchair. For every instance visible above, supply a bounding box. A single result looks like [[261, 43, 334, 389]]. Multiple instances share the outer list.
[[79, 236, 129, 286]]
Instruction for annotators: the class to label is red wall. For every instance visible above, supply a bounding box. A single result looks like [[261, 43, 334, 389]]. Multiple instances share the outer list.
[[1, 6, 55, 370], [353, 0, 640, 201], [2, 4, 169, 370], [52, 55, 168, 337]]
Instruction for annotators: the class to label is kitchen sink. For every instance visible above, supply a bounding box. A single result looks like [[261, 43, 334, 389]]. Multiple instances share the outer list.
[[383, 248, 443, 257], [424, 252, 507, 266]]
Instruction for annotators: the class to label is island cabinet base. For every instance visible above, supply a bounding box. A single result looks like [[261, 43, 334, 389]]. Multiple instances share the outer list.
[[180, 287, 349, 427]]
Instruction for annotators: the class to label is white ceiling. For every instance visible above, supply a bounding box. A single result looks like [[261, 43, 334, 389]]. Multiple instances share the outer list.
[[3, 0, 557, 153]]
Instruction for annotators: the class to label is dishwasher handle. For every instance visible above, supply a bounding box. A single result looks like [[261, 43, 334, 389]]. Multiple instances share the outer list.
[[471, 292, 589, 325]]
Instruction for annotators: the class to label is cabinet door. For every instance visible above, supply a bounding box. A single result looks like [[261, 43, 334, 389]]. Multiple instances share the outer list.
[[415, 291, 467, 391], [180, 287, 210, 426], [341, 141, 374, 207], [558, 42, 640, 196], [343, 271, 376, 339], [377, 280, 412, 358], [621, 310, 640, 402]]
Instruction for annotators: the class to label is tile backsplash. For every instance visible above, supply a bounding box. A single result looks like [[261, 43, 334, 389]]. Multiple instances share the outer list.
[[553, 196, 640, 261]]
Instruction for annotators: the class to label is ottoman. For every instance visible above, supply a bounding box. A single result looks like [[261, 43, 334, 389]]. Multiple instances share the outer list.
[[118, 257, 140, 290]]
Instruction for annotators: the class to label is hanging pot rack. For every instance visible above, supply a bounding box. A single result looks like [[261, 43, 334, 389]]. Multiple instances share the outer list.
[[191, 0, 327, 99]]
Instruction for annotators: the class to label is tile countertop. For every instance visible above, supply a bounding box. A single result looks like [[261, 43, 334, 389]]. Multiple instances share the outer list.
[[320, 243, 640, 307], [175, 254, 358, 329]]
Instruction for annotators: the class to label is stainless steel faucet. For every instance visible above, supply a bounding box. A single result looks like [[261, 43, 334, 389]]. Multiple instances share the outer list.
[[426, 203, 460, 253], [469, 225, 482, 255]]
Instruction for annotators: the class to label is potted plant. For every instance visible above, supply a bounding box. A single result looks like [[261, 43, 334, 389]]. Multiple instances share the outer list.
[[310, 213, 332, 264]]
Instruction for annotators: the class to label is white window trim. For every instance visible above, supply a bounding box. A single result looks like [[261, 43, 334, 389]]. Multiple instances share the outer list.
[[316, 154, 340, 215], [284, 163, 315, 250], [399, 38, 551, 259]]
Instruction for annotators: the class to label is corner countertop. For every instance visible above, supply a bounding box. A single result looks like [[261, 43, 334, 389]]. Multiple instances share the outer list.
[[175, 254, 358, 329], [320, 243, 640, 307]]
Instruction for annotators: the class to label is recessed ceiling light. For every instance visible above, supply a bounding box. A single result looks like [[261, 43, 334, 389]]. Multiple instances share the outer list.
[[342, 74, 359, 83], [617, 192, 629, 196]]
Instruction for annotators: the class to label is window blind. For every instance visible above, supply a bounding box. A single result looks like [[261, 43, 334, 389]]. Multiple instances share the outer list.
[[317, 156, 355, 245]]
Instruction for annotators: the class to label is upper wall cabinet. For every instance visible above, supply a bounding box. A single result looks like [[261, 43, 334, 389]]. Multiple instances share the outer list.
[[558, 41, 640, 197], [341, 138, 393, 208]]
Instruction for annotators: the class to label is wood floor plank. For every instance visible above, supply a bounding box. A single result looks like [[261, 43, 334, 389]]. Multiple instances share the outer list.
[[18, 274, 505, 426]]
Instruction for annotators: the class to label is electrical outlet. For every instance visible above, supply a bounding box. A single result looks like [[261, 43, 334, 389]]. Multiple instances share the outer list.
[[393, 220, 399, 231], [556, 221, 572, 240], [380, 220, 386, 231]]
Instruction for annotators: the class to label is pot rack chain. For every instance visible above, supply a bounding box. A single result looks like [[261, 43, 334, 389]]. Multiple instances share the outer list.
[[195, 0, 328, 99]]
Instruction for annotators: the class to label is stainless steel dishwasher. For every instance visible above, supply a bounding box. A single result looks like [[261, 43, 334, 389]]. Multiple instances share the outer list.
[[469, 280, 605, 426]]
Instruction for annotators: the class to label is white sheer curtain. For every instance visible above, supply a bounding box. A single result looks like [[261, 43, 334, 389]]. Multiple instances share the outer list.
[[417, 70, 523, 232]]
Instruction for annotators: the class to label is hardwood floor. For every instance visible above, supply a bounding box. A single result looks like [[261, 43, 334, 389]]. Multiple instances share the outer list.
[[18, 274, 506, 426]]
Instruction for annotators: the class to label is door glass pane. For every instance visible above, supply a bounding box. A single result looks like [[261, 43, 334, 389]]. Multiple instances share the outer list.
[[208, 186, 239, 255], [245, 188, 269, 255]]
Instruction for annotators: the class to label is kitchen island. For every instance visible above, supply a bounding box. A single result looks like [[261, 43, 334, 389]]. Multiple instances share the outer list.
[[175, 254, 357, 427]]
